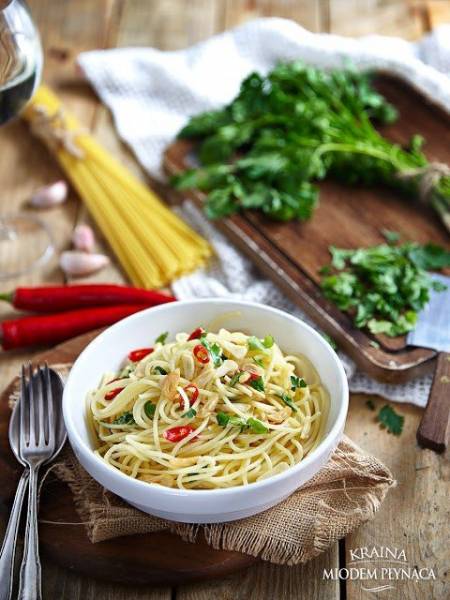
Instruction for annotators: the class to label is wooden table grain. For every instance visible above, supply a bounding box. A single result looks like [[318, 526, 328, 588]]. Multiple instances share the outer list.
[[0, 1, 449, 599]]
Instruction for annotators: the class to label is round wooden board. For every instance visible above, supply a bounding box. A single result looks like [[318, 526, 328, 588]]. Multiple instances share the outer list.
[[0, 332, 258, 585]]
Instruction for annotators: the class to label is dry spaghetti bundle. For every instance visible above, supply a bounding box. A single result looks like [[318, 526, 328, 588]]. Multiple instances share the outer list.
[[22, 85, 211, 288]]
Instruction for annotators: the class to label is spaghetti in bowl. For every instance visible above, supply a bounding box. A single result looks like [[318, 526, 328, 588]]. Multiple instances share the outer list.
[[63, 299, 348, 523], [89, 328, 329, 490]]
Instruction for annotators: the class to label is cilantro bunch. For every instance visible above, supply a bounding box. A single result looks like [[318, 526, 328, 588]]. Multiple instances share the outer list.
[[320, 239, 450, 337], [172, 61, 450, 227]]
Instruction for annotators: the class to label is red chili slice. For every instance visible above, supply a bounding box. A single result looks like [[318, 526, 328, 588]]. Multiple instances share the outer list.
[[163, 425, 195, 443], [179, 384, 199, 406], [188, 327, 205, 341], [128, 347, 154, 362], [193, 344, 209, 364], [105, 387, 124, 401], [247, 372, 260, 382]]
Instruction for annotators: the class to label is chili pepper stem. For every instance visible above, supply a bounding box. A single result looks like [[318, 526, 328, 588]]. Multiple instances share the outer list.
[[0, 291, 13, 304]]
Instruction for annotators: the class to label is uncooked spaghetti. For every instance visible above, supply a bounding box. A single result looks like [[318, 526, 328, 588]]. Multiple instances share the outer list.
[[88, 327, 329, 489], [22, 86, 211, 288]]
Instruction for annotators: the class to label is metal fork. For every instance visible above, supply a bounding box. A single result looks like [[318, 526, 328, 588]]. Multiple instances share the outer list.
[[17, 364, 56, 600]]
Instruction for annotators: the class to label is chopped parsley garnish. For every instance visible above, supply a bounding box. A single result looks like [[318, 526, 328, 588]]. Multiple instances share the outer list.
[[119, 364, 134, 378], [279, 392, 298, 412], [183, 408, 197, 419], [200, 338, 222, 367], [155, 331, 169, 344], [249, 376, 265, 392], [263, 335, 274, 348], [320, 241, 450, 337], [154, 366, 168, 375], [229, 372, 241, 386], [290, 375, 307, 391], [216, 412, 246, 428], [247, 418, 269, 434], [144, 402, 156, 418], [113, 411, 135, 425], [321, 333, 337, 350], [377, 405, 404, 435], [217, 412, 268, 433], [248, 336, 272, 354]]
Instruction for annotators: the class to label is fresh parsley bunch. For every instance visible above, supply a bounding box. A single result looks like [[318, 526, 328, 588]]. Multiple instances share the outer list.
[[172, 61, 450, 226], [320, 238, 450, 337]]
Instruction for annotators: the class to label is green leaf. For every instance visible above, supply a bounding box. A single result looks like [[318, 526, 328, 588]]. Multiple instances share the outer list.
[[408, 243, 450, 270], [248, 336, 271, 354], [201, 338, 222, 367], [291, 375, 307, 391], [171, 61, 439, 226], [155, 332, 169, 344], [144, 402, 156, 418], [229, 372, 241, 386], [183, 408, 197, 419], [321, 240, 448, 338], [263, 335, 274, 348], [279, 392, 298, 412], [216, 412, 246, 429], [381, 229, 400, 244], [249, 376, 265, 392], [113, 411, 135, 425], [377, 404, 404, 435], [247, 417, 269, 434], [154, 366, 168, 375], [253, 357, 264, 367]]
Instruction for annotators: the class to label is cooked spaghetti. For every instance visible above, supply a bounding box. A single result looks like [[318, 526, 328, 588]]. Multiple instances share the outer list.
[[88, 328, 329, 489]]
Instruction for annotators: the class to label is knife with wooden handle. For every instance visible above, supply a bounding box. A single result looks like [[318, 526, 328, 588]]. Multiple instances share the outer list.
[[408, 273, 450, 453]]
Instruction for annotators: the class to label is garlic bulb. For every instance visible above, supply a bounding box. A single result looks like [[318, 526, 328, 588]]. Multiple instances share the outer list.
[[72, 224, 95, 252], [30, 181, 68, 208], [59, 251, 109, 276]]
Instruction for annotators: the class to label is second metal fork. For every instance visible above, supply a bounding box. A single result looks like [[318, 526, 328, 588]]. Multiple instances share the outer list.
[[17, 365, 56, 600]]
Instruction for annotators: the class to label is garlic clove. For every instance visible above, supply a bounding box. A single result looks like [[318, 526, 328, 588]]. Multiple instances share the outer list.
[[72, 224, 95, 253], [59, 251, 109, 276], [30, 180, 68, 208]]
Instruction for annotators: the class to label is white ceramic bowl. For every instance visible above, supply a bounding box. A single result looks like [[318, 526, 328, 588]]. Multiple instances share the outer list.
[[63, 299, 348, 523]]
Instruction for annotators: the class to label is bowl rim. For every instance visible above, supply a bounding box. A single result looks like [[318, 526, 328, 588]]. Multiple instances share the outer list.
[[63, 298, 349, 498]]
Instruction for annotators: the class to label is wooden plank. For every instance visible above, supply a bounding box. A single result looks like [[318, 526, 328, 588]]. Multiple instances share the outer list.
[[329, 0, 423, 39], [114, 0, 222, 50], [223, 0, 322, 32], [41, 561, 170, 600], [344, 394, 449, 600], [176, 545, 340, 600]]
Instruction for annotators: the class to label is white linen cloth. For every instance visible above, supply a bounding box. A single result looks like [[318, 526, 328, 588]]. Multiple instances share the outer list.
[[78, 18, 450, 407]]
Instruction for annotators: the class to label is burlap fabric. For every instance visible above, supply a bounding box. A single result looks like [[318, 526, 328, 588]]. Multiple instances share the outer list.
[[9, 370, 395, 566]]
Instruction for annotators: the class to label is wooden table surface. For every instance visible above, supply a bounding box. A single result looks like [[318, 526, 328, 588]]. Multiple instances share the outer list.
[[1, 1, 449, 599]]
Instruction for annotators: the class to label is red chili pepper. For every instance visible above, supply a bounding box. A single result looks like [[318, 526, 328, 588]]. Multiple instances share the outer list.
[[163, 425, 195, 443], [128, 347, 154, 362], [188, 327, 205, 341], [247, 372, 260, 382], [193, 344, 209, 364], [0, 284, 176, 313], [0, 304, 150, 350], [105, 387, 124, 401], [179, 384, 199, 406]]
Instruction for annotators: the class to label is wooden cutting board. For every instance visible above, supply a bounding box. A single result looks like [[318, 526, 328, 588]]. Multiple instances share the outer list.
[[164, 73, 450, 384], [0, 331, 258, 585]]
